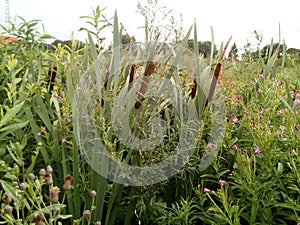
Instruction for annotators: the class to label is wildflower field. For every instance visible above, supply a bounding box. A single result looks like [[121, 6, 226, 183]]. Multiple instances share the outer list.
[[0, 4, 299, 225]]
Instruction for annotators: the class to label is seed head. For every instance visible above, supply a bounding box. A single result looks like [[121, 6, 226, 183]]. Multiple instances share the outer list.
[[49, 186, 60, 202], [2, 192, 12, 203], [63, 175, 73, 190]]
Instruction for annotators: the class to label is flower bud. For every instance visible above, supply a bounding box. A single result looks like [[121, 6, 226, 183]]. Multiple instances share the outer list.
[[46, 165, 53, 173], [3, 205, 13, 214], [83, 210, 91, 217], [39, 168, 46, 176], [90, 190, 97, 197], [19, 182, 27, 190], [28, 173, 35, 181], [44, 173, 53, 185]]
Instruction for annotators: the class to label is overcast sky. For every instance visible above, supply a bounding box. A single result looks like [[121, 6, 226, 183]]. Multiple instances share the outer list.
[[1, 0, 300, 50]]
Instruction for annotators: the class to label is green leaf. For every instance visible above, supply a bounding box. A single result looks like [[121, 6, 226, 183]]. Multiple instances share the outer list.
[[57, 214, 73, 219], [0, 101, 25, 128]]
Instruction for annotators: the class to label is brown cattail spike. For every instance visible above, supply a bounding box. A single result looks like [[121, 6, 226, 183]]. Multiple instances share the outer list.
[[207, 63, 222, 103], [206, 36, 232, 104], [144, 61, 155, 76], [128, 64, 136, 91], [190, 76, 197, 99], [104, 71, 110, 90], [48, 66, 57, 93], [135, 61, 156, 109]]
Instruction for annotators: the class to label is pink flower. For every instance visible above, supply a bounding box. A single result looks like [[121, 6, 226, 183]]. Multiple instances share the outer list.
[[277, 109, 284, 114], [259, 74, 263, 78], [219, 180, 226, 185], [228, 114, 233, 118], [53, 93, 59, 99], [257, 88, 262, 93], [261, 108, 267, 113], [232, 117, 238, 123], [232, 144, 238, 149], [242, 149, 247, 153], [207, 143, 214, 148], [276, 130, 282, 136], [236, 95, 242, 100], [37, 132, 41, 137], [254, 146, 261, 154], [293, 99, 300, 105], [259, 115, 264, 120], [62, 137, 67, 143], [41, 126, 46, 131], [203, 188, 210, 193], [280, 125, 286, 130]]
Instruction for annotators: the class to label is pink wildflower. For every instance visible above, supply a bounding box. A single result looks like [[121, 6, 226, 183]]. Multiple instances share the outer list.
[[254, 146, 261, 154], [232, 117, 238, 123], [203, 188, 210, 193]]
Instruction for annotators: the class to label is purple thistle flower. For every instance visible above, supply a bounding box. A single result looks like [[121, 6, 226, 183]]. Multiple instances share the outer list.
[[236, 95, 242, 100]]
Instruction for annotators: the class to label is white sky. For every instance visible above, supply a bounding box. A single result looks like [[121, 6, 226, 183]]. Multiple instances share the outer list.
[[1, 0, 300, 51]]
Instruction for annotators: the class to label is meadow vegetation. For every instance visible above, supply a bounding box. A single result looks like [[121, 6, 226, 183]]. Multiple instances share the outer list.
[[0, 2, 299, 225]]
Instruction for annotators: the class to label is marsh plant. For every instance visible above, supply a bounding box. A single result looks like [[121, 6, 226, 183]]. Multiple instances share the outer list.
[[0, 1, 299, 224]]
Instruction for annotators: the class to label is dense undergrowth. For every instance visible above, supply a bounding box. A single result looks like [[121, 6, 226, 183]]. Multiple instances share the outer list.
[[0, 4, 299, 225]]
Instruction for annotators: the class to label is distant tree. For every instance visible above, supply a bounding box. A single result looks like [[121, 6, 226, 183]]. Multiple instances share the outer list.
[[121, 33, 136, 45], [228, 42, 238, 59], [186, 39, 217, 58], [261, 42, 286, 59], [286, 48, 300, 55]]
